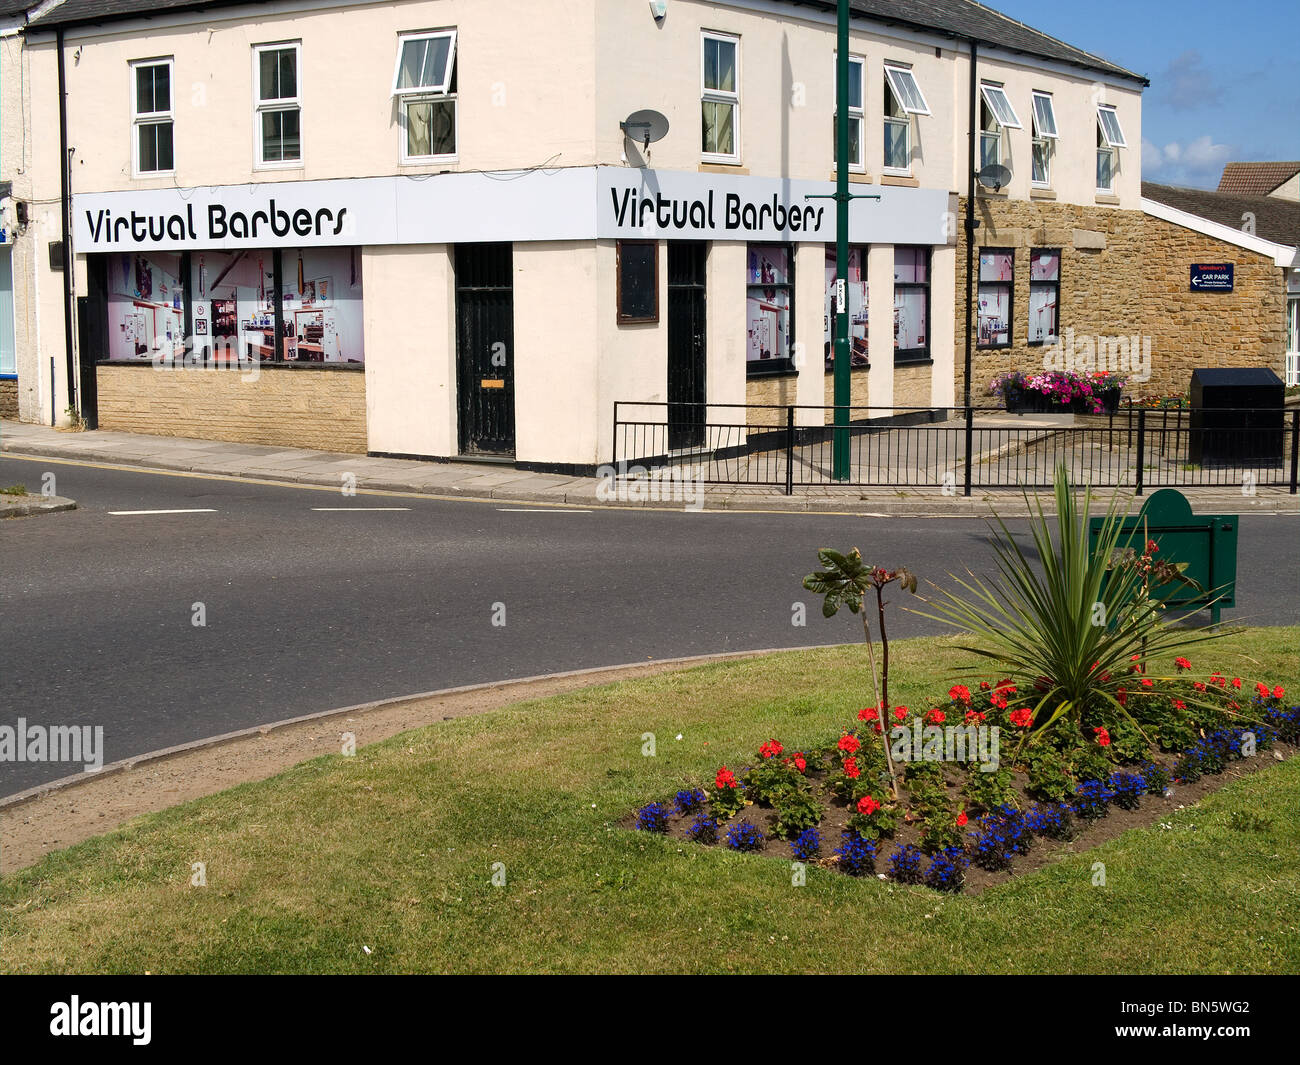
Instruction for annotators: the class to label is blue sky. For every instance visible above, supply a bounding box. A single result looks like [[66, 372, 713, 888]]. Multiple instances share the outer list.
[[986, 0, 1300, 189]]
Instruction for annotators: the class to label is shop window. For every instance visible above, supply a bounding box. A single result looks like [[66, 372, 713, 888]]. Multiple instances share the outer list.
[[1096, 105, 1125, 192], [977, 249, 1013, 349], [1031, 91, 1057, 187], [616, 240, 659, 323], [893, 246, 929, 363], [824, 245, 868, 370], [702, 32, 740, 162], [832, 54, 864, 172], [883, 64, 928, 172], [746, 244, 794, 374], [255, 42, 301, 167], [393, 30, 458, 162], [132, 58, 174, 175], [1028, 249, 1061, 346]]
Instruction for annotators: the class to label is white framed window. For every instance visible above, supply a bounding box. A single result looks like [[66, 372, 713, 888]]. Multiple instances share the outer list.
[[131, 58, 174, 175], [1097, 124, 1115, 192], [701, 31, 740, 162], [979, 83, 1022, 130], [254, 42, 302, 167], [980, 99, 1001, 171], [832, 53, 864, 172], [393, 30, 458, 162], [1097, 104, 1127, 149], [883, 64, 927, 173], [1031, 91, 1057, 187]]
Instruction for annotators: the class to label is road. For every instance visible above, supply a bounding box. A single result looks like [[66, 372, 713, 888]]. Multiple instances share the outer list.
[[2, 454, 1297, 796]]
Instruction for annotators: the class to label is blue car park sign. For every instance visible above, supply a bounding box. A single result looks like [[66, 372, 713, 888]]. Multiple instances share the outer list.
[[1190, 263, 1234, 292]]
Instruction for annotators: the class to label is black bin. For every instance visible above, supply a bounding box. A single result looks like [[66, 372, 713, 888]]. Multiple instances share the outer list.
[[1188, 367, 1284, 465]]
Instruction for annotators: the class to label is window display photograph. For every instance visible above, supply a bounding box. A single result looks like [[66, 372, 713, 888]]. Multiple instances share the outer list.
[[105, 252, 186, 360], [193, 250, 276, 364], [1028, 249, 1061, 345], [282, 247, 365, 363], [892, 246, 929, 358], [824, 246, 869, 370], [746, 244, 793, 367], [977, 250, 1013, 348]]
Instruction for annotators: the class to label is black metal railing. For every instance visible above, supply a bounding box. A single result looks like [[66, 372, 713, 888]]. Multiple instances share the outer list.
[[610, 402, 1300, 496]]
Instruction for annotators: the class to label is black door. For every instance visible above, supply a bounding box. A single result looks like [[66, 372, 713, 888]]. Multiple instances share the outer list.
[[455, 242, 515, 455], [667, 242, 707, 451]]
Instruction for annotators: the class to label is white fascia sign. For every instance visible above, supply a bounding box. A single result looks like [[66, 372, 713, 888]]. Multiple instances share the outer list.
[[73, 167, 950, 251]]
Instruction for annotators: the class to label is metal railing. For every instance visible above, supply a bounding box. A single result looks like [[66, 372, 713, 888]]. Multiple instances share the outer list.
[[610, 401, 1300, 496]]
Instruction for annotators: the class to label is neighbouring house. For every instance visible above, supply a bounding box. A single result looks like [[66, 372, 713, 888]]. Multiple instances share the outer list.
[[1217, 161, 1300, 202]]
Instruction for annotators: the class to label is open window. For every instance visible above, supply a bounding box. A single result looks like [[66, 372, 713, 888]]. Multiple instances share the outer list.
[[883, 64, 927, 173], [393, 30, 458, 161], [979, 83, 1022, 129], [1097, 104, 1127, 149], [1096, 105, 1125, 193], [1031, 91, 1057, 186]]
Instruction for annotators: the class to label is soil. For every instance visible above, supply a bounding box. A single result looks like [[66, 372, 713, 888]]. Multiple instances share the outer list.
[[620, 740, 1298, 895]]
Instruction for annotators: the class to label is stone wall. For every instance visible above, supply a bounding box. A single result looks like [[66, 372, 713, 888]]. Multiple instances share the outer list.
[[95, 364, 368, 452], [953, 194, 1287, 404], [0, 379, 17, 419]]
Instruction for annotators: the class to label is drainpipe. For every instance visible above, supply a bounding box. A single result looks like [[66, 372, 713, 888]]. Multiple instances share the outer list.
[[57, 27, 76, 419], [961, 37, 978, 496]]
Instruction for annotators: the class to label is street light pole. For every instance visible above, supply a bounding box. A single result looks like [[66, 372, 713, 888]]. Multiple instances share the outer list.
[[832, 0, 850, 480]]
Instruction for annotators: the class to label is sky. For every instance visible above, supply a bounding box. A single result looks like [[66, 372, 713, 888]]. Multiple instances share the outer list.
[[984, 0, 1300, 189]]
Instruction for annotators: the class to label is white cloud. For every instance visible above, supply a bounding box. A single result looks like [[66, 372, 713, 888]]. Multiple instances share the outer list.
[[1143, 135, 1231, 188]]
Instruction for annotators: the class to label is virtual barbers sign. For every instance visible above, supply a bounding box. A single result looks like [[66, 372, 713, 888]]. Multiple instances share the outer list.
[[73, 168, 951, 251]]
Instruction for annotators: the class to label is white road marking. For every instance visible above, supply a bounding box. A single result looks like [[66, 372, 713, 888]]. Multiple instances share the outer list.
[[108, 508, 217, 515], [496, 508, 591, 513], [311, 507, 412, 512]]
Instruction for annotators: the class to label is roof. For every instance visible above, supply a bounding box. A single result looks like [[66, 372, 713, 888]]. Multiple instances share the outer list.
[[1216, 162, 1300, 197], [26, 0, 1151, 83], [1143, 181, 1300, 250], [0, 0, 47, 18]]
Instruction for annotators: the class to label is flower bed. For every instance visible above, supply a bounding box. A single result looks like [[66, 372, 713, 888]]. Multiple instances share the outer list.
[[628, 665, 1298, 895], [989, 370, 1125, 415]]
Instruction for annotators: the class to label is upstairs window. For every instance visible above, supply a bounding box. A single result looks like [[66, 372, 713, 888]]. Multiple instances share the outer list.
[[1031, 91, 1057, 187], [1096, 104, 1125, 193], [393, 30, 458, 161], [702, 32, 740, 162], [255, 43, 301, 166], [883, 64, 928, 172], [832, 54, 865, 172], [979, 82, 1021, 174], [132, 58, 174, 175]]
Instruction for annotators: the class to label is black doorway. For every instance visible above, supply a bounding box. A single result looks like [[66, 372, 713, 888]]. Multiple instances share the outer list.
[[455, 242, 515, 455], [667, 242, 707, 451]]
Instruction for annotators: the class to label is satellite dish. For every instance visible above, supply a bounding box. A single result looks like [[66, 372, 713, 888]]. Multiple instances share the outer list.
[[620, 109, 670, 150], [977, 163, 1012, 192]]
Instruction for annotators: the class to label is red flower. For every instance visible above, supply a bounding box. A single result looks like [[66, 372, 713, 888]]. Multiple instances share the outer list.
[[857, 795, 880, 816], [1117, 688, 1127, 707], [1209, 673, 1225, 687], [965, 709, 987, 724], [1146, 539, 1159, 553], [1140, 678, 1154, 688], [1274, 685, 1285, 699], [837, 734, 861, 755], [892, 705, 908, 722], [1175, 657, 1192, 671], [1231, 677, 1242, 689], [1010, 707, 1034, 728], [843, 756, 860, 779], [715, 766, 738, 790], [956, 810, 968, 827], [759, 739, 783, 759], [1255, 682, 1270, 698], [857, 706, 880, 722], [948, 684, 972, 703], [1094, 726, 1111, 747], [979, 681, 991, 691], [990, 693, 1008, 710], [926, 708, 946, 725], [1193, 681, 1206, 692], [1171, 699, 1187, 711], [794, 753, 807, 772]]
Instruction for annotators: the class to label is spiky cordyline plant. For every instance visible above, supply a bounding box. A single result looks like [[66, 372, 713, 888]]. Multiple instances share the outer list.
[[909, 465, 1233, 745]]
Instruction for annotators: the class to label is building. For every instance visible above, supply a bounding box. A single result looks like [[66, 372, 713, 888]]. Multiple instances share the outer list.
[[1217, 162, 1300, 202], [5, 0, 1292, 472]]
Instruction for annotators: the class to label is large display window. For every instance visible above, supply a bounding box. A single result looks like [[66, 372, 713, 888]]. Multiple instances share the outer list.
[[104, 247, 364, 364], [977, 249, 1013, 349], [824, 245, 868, 370], [746, 244, 794, 374], [892, 246, 930, 361]]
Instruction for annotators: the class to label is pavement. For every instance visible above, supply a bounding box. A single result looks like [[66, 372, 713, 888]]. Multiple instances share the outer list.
[[3, 418, 1296, 516]]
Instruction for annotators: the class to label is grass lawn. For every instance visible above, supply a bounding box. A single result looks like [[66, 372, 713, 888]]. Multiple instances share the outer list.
[[2, 628, 1298, 974]]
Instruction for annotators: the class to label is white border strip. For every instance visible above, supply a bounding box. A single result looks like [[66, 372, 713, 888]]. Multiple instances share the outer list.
[[1142, 197, 1298, 268]]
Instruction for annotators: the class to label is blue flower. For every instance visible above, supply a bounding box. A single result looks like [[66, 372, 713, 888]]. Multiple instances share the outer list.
[[675, 788, 707, 816], [725, 821, 765, 852], [790, 827, 821, 861], [924, 846, 969, 893], [887, 843, 925, 884], [635, 801, 670, 833], [687, 814, 719, 845]]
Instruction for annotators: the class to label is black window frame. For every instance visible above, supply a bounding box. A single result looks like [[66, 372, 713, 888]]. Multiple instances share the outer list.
[[892, 245, 930, 364], [977, 246, 1014, 351], [1027, 247, 1062, 347], [615, 239, 659, 324], [746, 242, 796, 377]]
